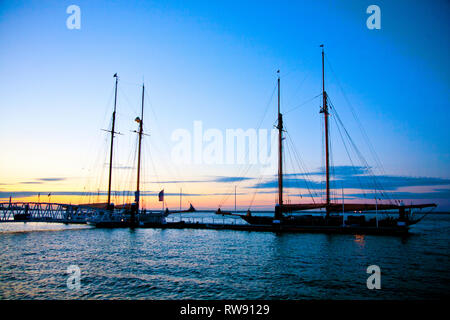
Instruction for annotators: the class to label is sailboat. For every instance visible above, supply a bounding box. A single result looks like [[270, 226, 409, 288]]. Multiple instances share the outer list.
[[217, 46, 436, 234], [86, 75, 176, 227]]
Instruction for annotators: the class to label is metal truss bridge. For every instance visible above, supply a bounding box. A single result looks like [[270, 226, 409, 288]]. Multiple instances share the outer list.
[[0, 202, 101, 224]]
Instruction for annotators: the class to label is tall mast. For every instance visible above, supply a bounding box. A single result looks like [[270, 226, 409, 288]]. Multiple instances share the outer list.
[[277, 71, 283, 207], [135, 83, 144, 210], [107, 73, 118, 207], [320, 45, 331, 214]]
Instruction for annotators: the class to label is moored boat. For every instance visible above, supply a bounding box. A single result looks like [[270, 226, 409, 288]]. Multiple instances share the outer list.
[[216, 46, 436, 234]]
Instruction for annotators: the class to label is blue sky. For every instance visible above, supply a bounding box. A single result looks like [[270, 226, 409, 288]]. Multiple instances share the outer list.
[[0, 0, 449, 209]]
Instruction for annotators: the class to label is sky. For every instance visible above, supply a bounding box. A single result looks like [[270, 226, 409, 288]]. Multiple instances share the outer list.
[[0, 0, 449, 210]]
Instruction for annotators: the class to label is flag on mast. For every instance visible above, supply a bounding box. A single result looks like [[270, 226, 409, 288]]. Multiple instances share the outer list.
[[158, 190, 164, 202]]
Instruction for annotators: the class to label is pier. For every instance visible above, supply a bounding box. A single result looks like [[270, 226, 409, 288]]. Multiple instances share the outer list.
[[0, 202, 100, 224], [0, 202, 411, 235]]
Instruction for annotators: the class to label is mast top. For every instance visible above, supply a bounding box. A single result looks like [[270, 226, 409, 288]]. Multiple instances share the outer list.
[[277, 70, 281, 115]]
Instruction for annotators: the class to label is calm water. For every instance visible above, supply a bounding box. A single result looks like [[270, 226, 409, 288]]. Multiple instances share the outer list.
[[0, 213, 449, 300]]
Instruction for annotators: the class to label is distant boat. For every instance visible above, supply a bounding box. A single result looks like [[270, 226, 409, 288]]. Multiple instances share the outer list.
[[168, 203, 196, 214], [217, 46, 436, 234]]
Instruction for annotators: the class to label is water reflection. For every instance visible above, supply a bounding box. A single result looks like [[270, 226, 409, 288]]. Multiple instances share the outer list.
[[354, 234, 365, 248], [0, 214, 448, 299]]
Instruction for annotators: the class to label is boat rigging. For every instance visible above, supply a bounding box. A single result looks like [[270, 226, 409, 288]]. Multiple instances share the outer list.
[[216, 46, 436, 234]]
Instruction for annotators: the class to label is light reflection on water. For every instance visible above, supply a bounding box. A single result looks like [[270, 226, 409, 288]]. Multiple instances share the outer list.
[[0, 213, 449, 299], [354, 234, 366, 247]]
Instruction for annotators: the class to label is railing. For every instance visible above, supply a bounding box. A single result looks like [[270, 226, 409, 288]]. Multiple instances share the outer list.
[[0, 202, 250, 226], [0, 202, 102, 223]]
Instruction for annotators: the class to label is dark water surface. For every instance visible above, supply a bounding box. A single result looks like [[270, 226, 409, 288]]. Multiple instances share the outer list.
[[0, 213, 449, 299]]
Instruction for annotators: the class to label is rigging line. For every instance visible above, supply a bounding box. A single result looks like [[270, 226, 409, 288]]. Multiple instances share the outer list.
[[284, 93, 322, 114], [330, 105, 367, 199], [320, 106, 325, 203], [329, 98, 385, 200], [248, 174, 266, 210], [245, 85, 280, 208], [87, 135, 108, 203], [256, 83, 278, 130], [328, 114, 335, 202], [330, 101, 393, 204], [281, 71, 311, 111], [142, 89, 195, 206], [81, 85, 115, 199], [284, 135, 307, 202], [330, 101, 378, 196], [145, 137, 163, 199], [112, 134, 122, 206], [284, 139, 296, 199], [284, 128, 317, 202], [325, 55, 395, 203], [117, 86, 139, 118], [280, 67, 300, 79], [218, 82, 278, 207], [120, 80, 143, 87], [119, 131, 137, 205], [123, 133, 138, 205], [280, 53, 316, 81], [224, 82, 277, 186]]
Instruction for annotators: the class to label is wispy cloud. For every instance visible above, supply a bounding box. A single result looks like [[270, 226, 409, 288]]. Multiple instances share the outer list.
[[148, 179, 208, 184], [18, 178, 68, 184], [250, 166, 450, 191], [348, 188, 450, 200], [247, 166, 450, 203], [2, 166, 449, 206], [37, 178, 67, 182], [212, 176, 252, 183], [289, 165, 369, 177], [146, 176, 252, 184], [0, 190, 247, 199]]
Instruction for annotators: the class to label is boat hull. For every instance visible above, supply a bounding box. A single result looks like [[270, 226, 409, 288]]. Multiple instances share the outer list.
[[240, 215, 412, 235]]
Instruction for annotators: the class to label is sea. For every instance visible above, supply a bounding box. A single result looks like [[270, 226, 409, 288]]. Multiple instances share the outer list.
[[0, 212, 449, 300]]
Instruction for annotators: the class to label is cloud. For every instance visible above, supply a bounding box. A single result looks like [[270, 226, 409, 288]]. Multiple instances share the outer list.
[[249, 165, 450, 191], [149, 179, 208, 184], [251, 178, 322, 190], [348, 188, 450, 200], [247, 165, 450, 204], [212, 176, 252, 183], [146, 176, 252, 184], [18, 178, 67, 184], [289, 166, 369, 177], [2, 166, 449, 206], [0, 190, 247, 199]]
